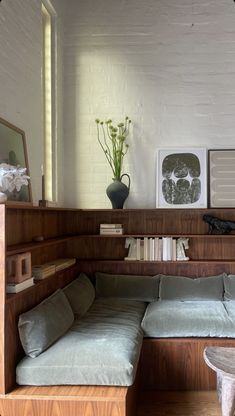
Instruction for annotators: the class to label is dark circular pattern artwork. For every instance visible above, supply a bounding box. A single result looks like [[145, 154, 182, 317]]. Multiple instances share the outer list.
[[162, 153, 201, 205]]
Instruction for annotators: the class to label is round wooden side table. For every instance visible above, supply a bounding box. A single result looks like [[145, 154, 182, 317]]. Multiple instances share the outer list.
[[204, 346, 235, 416]]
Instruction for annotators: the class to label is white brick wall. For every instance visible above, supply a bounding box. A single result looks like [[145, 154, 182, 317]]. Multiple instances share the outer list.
[[0, 0, 64, 205], [0, 0, 42, 203], [1, 1, 235, 208], [63, 0, 235, 208]]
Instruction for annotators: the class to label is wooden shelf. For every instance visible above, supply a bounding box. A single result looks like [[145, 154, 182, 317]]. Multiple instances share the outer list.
[[78, 234, 235, 238], [7, 232, 235, 256], [6, 204, 81, 212], [78, 259, 235, 264], [5, 263, 79, 304], [6, 235, 79, 256]]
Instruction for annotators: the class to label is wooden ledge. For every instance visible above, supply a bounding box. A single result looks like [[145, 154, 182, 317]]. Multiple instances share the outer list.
[[0, 383, 137, 416], [3, 384, 128, 401]]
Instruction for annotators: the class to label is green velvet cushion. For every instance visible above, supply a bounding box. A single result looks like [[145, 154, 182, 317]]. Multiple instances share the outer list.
[[95, 272, 159, 301], [18, 289, 74, 358], [63, 273, 95, 317], [159, 274, 225, 301], [16, 298, 146, 386], [142, 300, 232, 338], [224, 275, 235, 300]]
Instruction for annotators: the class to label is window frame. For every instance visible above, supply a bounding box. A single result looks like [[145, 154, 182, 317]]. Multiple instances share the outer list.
[[42, 0, 58, 204]]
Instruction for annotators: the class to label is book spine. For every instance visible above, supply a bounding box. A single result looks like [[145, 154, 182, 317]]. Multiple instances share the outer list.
[[140, 239, 144, 261], [158, 238, 162, 261], [167, 237, 173, 261], [136, 238, 141, 260], [144, 237, 148, 261], [154, 237, 159, 261], [172, 239, 177, 261], [149, 238, 155, 261], [162, 237, 168, 261], [100, 228, 123, 235], [100, 224, 122, 229], [148, 238, 152, 261]]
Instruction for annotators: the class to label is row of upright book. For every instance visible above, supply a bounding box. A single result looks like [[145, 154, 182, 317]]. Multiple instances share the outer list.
[[125, 237, 188, 262]]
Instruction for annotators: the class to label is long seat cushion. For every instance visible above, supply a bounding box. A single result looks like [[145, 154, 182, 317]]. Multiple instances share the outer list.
[[141, 300, 235, 338], [16, 298, 146, 386]]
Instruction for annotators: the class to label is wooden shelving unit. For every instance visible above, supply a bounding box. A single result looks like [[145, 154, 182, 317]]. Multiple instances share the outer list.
[[1, 205, 235, 398], [5, 205, 235, 275]]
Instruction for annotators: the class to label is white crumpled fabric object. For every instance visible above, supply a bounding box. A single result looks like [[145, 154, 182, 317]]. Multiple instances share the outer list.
[[0, 163, 29, 192]]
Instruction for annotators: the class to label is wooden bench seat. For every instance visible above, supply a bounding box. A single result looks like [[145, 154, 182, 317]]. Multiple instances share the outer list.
[[0, 383, 137, 416]]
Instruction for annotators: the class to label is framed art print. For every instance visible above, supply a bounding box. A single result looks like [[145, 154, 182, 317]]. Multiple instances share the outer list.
[[209, 149, 235, 208], [156, 148, 207, 208]]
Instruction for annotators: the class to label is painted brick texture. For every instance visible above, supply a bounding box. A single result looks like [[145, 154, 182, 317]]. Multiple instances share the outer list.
[[0, 0, 64, 205], [63, 0, 235, 208], [0, 0, 42, 203]]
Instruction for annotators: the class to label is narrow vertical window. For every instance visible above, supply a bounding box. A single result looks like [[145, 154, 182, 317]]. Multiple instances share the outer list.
[[42, 1, 56, 202]]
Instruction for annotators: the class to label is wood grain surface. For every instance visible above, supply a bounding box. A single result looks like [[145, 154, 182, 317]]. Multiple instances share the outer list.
[[0, 205, 5, 393], [140, 338, 235, 390], [0, 382, 137, 416], [137, 391, 220, 416], [2, 206, 235, 413]]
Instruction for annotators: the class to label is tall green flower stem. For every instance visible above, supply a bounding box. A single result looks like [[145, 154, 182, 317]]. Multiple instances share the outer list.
[[95, 117, 131, 180]]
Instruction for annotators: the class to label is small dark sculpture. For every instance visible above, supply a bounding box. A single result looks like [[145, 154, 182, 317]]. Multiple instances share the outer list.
[[203, 214, 235, 234]]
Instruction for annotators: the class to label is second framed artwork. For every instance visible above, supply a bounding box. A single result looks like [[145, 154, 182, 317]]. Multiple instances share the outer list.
[[209, 149, 235, 208], [156, 148, 207, 208]]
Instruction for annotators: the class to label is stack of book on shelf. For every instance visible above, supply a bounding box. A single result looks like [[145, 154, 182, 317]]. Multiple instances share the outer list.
[[32, 263, 56, 280], [33, 258, 76, 280], [48, 258, 76, 272], [6, 277, 34, 293], [100, 224, 123, 235]]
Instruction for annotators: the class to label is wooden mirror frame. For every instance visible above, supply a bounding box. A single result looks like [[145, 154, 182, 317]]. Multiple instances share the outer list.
[[0, 117, 32, 206]]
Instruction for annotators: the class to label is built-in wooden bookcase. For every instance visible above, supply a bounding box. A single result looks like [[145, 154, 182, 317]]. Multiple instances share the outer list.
[[6, 206, 235, 278], [69, 208, 235, 277], [1, 205, 235, 394]]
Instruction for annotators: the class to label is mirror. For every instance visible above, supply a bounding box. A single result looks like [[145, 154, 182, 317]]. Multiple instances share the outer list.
[[0, 117, 32, 204]]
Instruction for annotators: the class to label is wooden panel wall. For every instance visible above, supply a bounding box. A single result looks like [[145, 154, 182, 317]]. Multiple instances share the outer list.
[[76, 260, 235, 278], [140, 338, 235, 390], [65, 208, 235, 235], [0, 205, 5, 394]]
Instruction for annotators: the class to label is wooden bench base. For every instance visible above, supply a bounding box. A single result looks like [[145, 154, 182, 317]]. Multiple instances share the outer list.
[[0, 383, 137, 416], [140, 338, 235, 390], [2, 338, 235, 415]]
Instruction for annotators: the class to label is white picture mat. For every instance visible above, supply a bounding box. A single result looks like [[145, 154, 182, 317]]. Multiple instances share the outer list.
[[156, 147, 207, 208]]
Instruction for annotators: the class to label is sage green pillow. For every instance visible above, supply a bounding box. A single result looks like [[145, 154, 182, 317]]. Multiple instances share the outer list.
[[18, 289, 74, 358], [224, 275, 235, 300], [95, 272, 159, 301], [159, 274, 225, 301], [63, 273, 95, 317]]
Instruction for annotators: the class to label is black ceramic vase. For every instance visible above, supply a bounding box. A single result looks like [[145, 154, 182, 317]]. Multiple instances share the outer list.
[[106, 174, 130, 209]]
